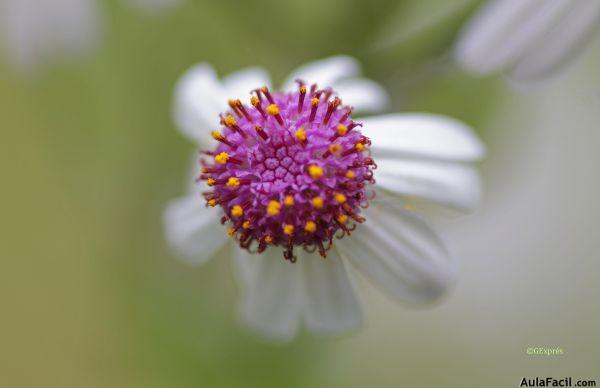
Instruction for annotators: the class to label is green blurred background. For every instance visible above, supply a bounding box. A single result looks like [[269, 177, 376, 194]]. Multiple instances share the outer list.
[[1, 0, 599, 387]]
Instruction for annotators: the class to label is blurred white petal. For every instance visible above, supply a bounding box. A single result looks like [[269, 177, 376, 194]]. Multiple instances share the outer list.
[[360, 113, 485, 161], [509, 0, 600, 83], [163, 194, 227, 265], [0, 0, 102, 71], [302, 249, 362, 334], [282, 55, 361, 91], [238, 248, 303, 341], [376, 158, 482, 211], [222, 67, 271, 101], [334, 78, 390, 113], [172, 63, 227, 145], [336, 201, 456, 305]]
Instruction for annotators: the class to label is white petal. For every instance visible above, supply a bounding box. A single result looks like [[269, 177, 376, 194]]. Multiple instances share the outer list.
[[334, 78, 390, 113], [172, 63, 227, 145], [375, 158, 482, 211], [222, 67, 271, 100], [301, 249, 362, 334], [454, 0, 571, 75], [509, 0, 600, 83], [0, 0, 102, 71], [360, 113, 485, 161], [335, 201, 456, 305], [238, 247, 303, 340], [163, 194, 227, 265], [282, 55, 361, 91]]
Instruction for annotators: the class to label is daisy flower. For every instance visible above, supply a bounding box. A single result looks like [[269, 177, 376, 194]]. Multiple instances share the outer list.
[[164, 56, 485, 340], [454, 0, 600, 85]]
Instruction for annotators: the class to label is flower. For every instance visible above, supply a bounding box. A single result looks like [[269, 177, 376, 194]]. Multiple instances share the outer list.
[[164, 55, 485, 340], [0, 0, 183, 71], [0, 0, 102, 70], [454, 0, 600, 85]]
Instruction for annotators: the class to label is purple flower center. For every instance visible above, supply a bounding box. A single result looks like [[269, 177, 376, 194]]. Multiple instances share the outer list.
[[199, 83, 376, 261]]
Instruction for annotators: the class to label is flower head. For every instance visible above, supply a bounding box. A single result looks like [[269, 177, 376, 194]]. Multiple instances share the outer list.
[[199, 84, 375, 260]]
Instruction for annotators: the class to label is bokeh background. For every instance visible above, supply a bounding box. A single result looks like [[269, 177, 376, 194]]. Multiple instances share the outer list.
[[1, 0, 599, 387]]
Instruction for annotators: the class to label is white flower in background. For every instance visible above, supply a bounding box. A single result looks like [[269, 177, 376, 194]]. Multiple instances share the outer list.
[[0, 0, 182, 71], [454, 0, 600, 85], [164, 56, 485, 340], [0, 0, 102, 71]]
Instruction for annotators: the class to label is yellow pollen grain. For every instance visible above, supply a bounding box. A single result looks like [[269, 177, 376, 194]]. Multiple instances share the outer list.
[[266, 104, 280, 116], [207, 178, 216, 186], [215, 152, 230, 164], [267, 200, 281, 216], [308, 165, 324, 180], [231, 205, 243, 217], [284, 195, 295, 207], [207, 199, 216, 207], [242, 220, 252, 229], [337, 214, 349, 224], [224, 115, 237, 127], [311, 97, 319, 106], [226, 177, 240, 188], [337, 124, 348, 136], [334, 193, 347, 204], [283, 224, 294, 236], [355, 142, 366, 152], [211, 131, 224, 140], [261, 86, 269, 93], [304, 221, 317, 233], [250, 96, 259, 106], [312, 196, 324, 209], [264, 235, 273, 244], [227, 228, 235, 236], [345, 170, 355, 179], [295, 127, 306, 141], [300, 85, 307, 94], [328, 143, 342, 155]]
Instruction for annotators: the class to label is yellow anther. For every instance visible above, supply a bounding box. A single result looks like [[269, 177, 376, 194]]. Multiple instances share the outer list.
[[308, 165, 324, 180], [284, 195, 295, 207], [355, 142, 366, 152], [328, 143, 342, 155], [300, 85, 307, 94], [295, 127, 306, 141], [207, 178, 216, 187], [283, 224, 294, 236], [337, 214, 349, 224], [261, 86, 269, 93], [337, 124, 348, 136], [207, 199, 216, 207], [312, 196, 324, 209], [231, 205, 243, 217], [345, 170, 355, 179], [266, 104, 280, 116], [267, 200, 281, 216], [304, 221, 317, 233], [211, 131, 224, 140], [215, 152, 230, 164], [224, 115, 237, 127], [334, 193, 347, 204], [311, 97, 319, 105], [226, 177, 240, 188], [250, 96, 259, 106], [242, 220, 252, 229], [227, 228, 235, 236], [264, 234, 273, 244]]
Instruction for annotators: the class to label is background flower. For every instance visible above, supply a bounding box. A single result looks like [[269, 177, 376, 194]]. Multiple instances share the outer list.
[[454, 0, 600, 86]]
